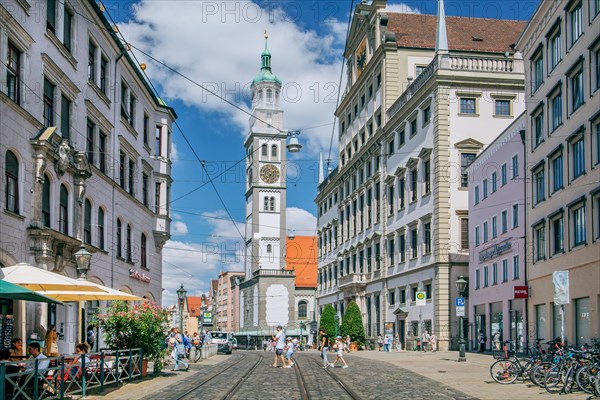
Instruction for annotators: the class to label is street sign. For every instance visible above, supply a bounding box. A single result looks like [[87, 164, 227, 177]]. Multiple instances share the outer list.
[[456, 306, 465, 317], [416, 292, 426, 306], [455, 297, 465, 307]]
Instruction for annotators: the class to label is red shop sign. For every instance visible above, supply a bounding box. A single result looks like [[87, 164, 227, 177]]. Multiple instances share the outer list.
[[514, 286, 529, 299]]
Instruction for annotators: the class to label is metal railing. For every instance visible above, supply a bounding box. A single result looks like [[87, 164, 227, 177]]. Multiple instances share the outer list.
[[0, 348, 143, 399]]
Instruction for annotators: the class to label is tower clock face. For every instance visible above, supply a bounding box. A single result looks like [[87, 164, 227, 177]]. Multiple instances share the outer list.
[[260, 164, 280, 184]]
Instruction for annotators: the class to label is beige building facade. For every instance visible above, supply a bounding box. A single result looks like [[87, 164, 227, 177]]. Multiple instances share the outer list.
[[215, 271, 244, 332], [516, 0, 599, 345]]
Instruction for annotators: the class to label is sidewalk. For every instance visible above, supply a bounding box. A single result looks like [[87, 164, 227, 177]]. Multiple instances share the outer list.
[[348, 349, 590, 400], [85, 355, 229, 400]]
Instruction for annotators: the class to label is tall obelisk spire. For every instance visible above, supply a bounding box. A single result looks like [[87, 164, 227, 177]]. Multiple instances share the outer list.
[[435, 0, 448, 53]]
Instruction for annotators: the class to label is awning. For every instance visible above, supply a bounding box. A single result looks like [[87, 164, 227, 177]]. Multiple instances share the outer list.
[[2, 263, 108, 292], [0, 280, 63, 304], [38, 286, 144, 302]]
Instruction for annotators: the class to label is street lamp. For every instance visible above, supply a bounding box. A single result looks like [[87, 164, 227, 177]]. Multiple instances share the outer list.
[[176, 284, 187, 333], [300, 322, 305, 350], [286, 131, 302, 153], [456, 276, 468, 362], [334, 314, 340, 338], [74, 242, 92, 280]]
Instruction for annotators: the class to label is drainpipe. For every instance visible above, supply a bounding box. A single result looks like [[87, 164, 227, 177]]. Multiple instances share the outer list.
[[519, 129, 529, 350]]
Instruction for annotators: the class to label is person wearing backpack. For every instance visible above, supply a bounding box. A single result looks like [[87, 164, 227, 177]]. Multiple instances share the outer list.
[[478, 330, 487, 352]]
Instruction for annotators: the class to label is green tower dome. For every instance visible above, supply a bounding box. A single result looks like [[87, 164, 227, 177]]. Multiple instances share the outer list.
[[252, 31, 281, 86]]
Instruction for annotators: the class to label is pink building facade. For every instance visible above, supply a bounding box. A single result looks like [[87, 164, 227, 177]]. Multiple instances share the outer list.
[[467, 114, 527, 351], [215, 271, 244, 332]]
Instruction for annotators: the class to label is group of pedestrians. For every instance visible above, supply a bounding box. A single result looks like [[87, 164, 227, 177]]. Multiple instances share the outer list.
[[318, 329, 349, 369], [271, 325, 299, 368]]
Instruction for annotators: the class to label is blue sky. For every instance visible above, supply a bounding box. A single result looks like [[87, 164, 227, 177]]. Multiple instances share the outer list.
[[104, 0, 538, 305]]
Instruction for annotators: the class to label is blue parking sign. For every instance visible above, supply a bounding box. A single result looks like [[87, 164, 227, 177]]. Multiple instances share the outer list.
[[455, 297, 465, 307]]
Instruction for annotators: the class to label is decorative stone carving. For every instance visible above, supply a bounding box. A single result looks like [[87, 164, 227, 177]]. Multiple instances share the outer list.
[[55, 139, 73, 176]]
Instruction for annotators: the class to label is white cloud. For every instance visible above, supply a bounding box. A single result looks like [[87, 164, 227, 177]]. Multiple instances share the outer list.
[[171, 221, 189, 236], [286, 207, 317, 234], [385, 2, 422, 14], [119, 1, 345, 156]]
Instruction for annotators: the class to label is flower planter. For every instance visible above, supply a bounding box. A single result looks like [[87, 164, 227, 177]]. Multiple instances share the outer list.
[[141, 359, 148, 377], [349, 342, 358, 351]]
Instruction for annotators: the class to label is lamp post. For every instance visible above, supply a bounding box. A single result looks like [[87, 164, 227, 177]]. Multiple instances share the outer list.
[[300, 322, 305, 350], [176, 284, 187, 333], [456, 276, 468, 362], [74, 243, 92, 279], [334, 314, 340, 338]]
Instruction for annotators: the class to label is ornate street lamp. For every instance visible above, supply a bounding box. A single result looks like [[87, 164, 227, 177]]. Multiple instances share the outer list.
[[456, 276, 468, 362], [300, 322, 305, 350], [74, 243, 92, 280], [286, 131, 302, 153], [177, 284, 187, 333]]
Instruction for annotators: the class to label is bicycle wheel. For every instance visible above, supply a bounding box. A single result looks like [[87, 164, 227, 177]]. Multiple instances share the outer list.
[[490, 359, 519, 384], [193, 346, 202, 363], [575, 363, 598, 394], [543, 364, 566, 393], [530, 362, 552, 387]]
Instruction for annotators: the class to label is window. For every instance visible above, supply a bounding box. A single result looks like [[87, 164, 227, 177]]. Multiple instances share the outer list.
[[143, 115, 149, 146], [513, 255, 520, 280], [532, 51, 544, 92], [423, 222, 431, 254], [46, 0, 56, 33], [410, 169, 417, 202], [59, 184, 68, 235], [126, 224, 132, 262], [6, 42, 21, 104], [98, 208, 105, 250], [501, 210, 508, 234], [502, 259, 508, 282], [387, 185, 394, 215], [269, 197, 275, 211], [388, 238, 395, 265], [512, 155, 519, 178], [100, 56, 108, 94], [483, 221, 489, 243], [399, 233, 406, 262], [60, 96, 71, 140], [572, 204, 586, 247], [535, 224, 546, 262], [142, 173, 149, 207], [155, 182, 161, 214], [495, 100, 510, 116], [572, 136, 585, 179], [410, 118, 417, 136], [570, 67, 584, 112], [298, 301, 307, 319], [534, 165, 546, 205], [492, 216, 497, 238], [399, 178, 405, 209], [552, 152, 564, 192], [121, 82, 136, 127], [550, 89, 563, 131], [425, 284, 432, 299], [155, 125, 162, 157], [63, 6, 73, 52], [475, 269, 480, 289], [119, 151, 125, 189], [548, 24, 562, 69], [410, 228, 418, 259], [460, 217, 469, 250], [84, 199, 92, 244], [534, 109, 544, 146], [482, 179, 488, 199], [475, 186, 480, 205], [461, 153, 476, 188], [86, 120, 95, 165], [388, 138, 394, 156], [398, 130, 405, 147], [460, 98, 476, 114], [569, 1, 583, 47], [492, 263, 498, 285], [141, 234, 147, 269], [552, 215, 564, 255], [261, 144, 267, 157], [42, 175, 51, 227], [43, 78, 54, 127], [116, 222, 123, 256], [594, 46, 600, 92], [423, 106, 431, 125], [491, 172, 497, 193], [475, 226, 480, 247], [501, 164, 507, 186], [99, 131, 107, 173], [483, 266, 489, 287], [423, 160, 431, 194], [512, 204, 519, 228], [416, 65, 426, 76], [5, 150, 19, 214], [271, 144, 277, 158], [128, 160, 135, 195], [88, 41, 96, 81]]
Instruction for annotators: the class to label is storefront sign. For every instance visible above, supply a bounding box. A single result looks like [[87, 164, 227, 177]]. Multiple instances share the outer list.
[[129, 269, 151, 283], [479, 240, 512, 262], [513, 286, 529, 299]]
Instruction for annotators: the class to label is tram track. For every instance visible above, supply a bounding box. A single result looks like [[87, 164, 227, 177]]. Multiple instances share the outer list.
[[311, 358, 362, 400], [220, 354, 264, 400]]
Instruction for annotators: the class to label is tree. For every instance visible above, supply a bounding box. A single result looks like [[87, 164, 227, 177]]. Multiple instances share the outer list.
[[319, 304, 337, 339], [340, 301, 365, 347]]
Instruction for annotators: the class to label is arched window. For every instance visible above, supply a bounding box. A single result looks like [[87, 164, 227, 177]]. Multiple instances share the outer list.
[[97, 208, 105, 250], [298, 300, 308, 319], [266, 89, 273, 102], [269, 197, 275, 211], [42, 174, 51, 227], [126, 224, 132, 262], [116, 219, 122, 258], [5, 150, 19, 213], [59, 184, 68, 234], [271, 144, 277, 158], [261, 144, 268, 157], [264, 197, 269, 211], [266, 244, 272, 253], [84, 199, 92, 244], [141, 233, 147, 269]]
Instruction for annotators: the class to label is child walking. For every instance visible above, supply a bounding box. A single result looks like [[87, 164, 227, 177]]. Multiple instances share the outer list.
[[331, 336, 349, 368]]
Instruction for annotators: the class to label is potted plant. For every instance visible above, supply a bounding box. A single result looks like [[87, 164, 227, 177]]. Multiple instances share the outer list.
[[340, 301, 365, 350], [98, 301, 170, 375]]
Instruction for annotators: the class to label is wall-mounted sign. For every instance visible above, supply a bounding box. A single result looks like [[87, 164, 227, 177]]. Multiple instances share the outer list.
[[129, 269, 151, 283], [514, 286, 529, 299], [479, 240, 512, 262], [202, 312, 212, 324]]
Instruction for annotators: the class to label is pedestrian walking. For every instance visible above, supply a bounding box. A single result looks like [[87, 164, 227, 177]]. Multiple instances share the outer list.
[[331, 336, 349, 368], [318, 328, 333, 368], [492, 332, 501, 350], [377, 335, 383, 351], [284, 337, 295, 368], [393, 334, 401, 352], [384, 335, 392, 352], [271, 325, 286, 368], [421, 330, 431, 352], [478, 330, 486, 352], [170, 329, 189, 371], [345, 335, 351, 352], [430, 333, 437, 352]]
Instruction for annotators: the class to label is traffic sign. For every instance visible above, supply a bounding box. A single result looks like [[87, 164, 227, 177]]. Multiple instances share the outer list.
[[455, 297, 465, 307], [456, 306, 465, 317], [416, 292, 426, 306]]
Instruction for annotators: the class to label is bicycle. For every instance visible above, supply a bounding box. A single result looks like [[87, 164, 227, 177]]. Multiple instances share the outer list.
[[490, 341, 537, 384]]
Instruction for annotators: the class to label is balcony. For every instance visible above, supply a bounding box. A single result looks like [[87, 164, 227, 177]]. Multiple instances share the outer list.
[[252, 269, 295, 278], [338, 272, 367, 289]]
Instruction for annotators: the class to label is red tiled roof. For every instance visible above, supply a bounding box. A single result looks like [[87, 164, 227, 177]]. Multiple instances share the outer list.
[[285, 236, 317, 288], [387, 13, 526, 53], [186, 296, 202, 317]]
